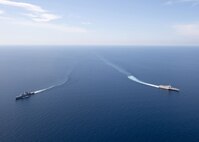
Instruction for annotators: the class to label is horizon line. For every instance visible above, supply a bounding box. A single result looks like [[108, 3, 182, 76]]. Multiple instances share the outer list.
[[0, 44, 199, 47]]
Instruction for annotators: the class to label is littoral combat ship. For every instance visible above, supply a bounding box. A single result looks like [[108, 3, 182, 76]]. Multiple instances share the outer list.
[[16, 92, 35, 100], [158, 85, 180, 92]]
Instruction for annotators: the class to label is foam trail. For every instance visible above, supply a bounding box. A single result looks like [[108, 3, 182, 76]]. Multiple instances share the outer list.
[[99, 56, 131, 76], [128, 76, 159, 88], [98, 55, 159, 88], [34, 79, 68, 94]]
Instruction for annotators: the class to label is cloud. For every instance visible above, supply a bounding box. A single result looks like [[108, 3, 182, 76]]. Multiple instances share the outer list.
[[23, 13, 60, 22], [0, 0, 60, 22], [165, 0, 199, 6], [0, 17, 90, 45], [174, 23, 199, 36], [0, 10, 4, 14]]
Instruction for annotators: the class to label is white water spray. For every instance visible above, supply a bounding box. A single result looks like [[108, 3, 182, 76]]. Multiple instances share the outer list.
[[128, 76, 159, 88], [98, 56, 159, 88]]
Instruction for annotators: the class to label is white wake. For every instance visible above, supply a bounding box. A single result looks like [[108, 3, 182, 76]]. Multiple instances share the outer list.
[[128, 76, 159, 88], [32, 66, 74, 95], [34, 78, 69, 94], [98, 56, 159, 88], [99, 56, 131, 76]]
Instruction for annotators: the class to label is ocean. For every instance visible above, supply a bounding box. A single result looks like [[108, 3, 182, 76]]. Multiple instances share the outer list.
[[0, 46, 199, 142]]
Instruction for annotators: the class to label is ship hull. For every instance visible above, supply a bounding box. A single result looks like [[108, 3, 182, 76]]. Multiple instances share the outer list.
[[16, 95, 30, 100], [16, 92, 35, 100], [158, 85, 180, 92]]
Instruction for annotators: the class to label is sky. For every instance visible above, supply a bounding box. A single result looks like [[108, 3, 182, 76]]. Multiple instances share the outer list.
[[0, 0, 199, 45]]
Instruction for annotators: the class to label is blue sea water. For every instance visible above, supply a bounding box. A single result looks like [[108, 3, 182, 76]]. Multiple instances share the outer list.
[[0, 46, 199, 142]]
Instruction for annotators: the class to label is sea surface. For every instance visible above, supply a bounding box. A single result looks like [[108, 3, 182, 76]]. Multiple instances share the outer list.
[[0, 46, 199, 142]]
